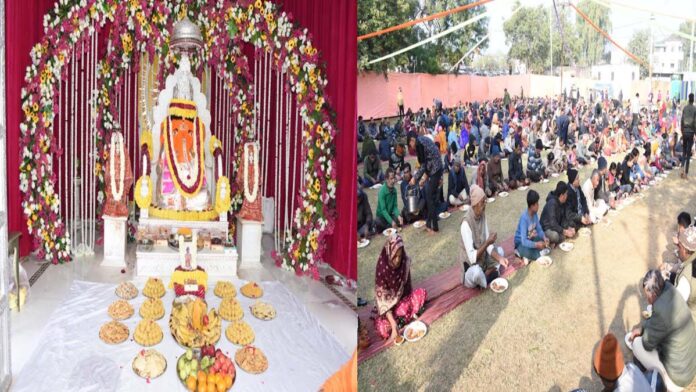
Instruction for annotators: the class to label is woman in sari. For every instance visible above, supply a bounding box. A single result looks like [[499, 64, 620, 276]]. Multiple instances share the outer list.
[[373, 235, 427, 341]]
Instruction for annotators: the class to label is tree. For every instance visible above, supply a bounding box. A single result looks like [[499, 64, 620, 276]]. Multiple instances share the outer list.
[[472, 53, 509, 73], [503, 4, 550, 74], [358, 0, 419, 73], [627, 29, 650, 78], [358, 0, 489, 73], [575, 0, 611, 66], [678, 21, 696, 72], [551, 5, 581, 67]]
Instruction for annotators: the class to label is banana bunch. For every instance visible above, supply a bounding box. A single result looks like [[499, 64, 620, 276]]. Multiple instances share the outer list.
[[169, 300, 221, 348]]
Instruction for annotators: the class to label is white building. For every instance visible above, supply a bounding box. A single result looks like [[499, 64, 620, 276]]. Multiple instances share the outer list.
[[590, 63, 641, 98], [652, 35, 684, 75]]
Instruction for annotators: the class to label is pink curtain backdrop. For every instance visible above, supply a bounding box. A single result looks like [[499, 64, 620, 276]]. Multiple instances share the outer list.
[[6, 1, 357, 280]]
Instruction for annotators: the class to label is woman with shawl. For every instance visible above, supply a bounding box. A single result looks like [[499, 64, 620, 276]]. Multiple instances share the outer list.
[[373, 235, 427, 341], [473, 160, 492, 197]]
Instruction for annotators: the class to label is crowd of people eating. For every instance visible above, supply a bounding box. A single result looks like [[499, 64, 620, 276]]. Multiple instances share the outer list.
[[360, 88, 696, 391]]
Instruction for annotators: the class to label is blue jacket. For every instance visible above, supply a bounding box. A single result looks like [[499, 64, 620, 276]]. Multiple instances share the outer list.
[[514, 210, 545, 248]]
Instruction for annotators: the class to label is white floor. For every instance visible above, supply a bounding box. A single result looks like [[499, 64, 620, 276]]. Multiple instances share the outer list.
[[8, 234, 356, 384]]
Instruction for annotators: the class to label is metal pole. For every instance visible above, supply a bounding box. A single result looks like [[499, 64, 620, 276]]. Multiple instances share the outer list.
[[649, 14, 654, 94]]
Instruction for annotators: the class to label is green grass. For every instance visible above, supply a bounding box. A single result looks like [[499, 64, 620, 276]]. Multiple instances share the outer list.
[[358, 160, 696, 391]]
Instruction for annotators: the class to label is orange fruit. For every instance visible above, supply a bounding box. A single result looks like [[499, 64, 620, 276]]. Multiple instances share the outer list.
[[197, 384, 207, 392], [224, 374, 233, 389], [216, 379, 227, 391], [207, 380, 216, 392], [186, 375, 197, 391], [197, 370, 207, 384]]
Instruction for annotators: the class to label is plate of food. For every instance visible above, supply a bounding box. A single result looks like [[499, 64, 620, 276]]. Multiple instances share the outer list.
[[498, 191, 509, 198], [108, 299, 134, 320], [578, 227, 592, 236], [541, 178, 550, 183], [518, 186, 529, 191], [99, 321, 130, 345], [403, 320, 428, 343], [132, 349, 167, 380], [551, 173, 560, 178], [649, 180, 656, 186], [490, 278, 508, 293], [235, 346, 268, 374], [394, 335, 405, 346], [413, 220, 426, 229], [382, 228, 397, 236], [540, 248, 551, 256], [559, 242, 574, 252], [487, 197, 496, 203], [536, 255, 553, 267], [358, 238, 370, 249], [438, 212, 451, 219], [115, 281, 138, 300], [370, 183, 383, 190], [460, 204, 471, 212]]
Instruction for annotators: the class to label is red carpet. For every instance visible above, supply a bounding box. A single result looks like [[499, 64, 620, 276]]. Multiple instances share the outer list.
[[358, 236, 520, 363]]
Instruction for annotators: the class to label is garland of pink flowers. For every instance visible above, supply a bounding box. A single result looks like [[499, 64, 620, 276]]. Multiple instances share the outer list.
[[20, 0, 337, 277]]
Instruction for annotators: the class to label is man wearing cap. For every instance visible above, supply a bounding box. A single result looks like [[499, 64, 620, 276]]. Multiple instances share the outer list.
[[674, 226, 696, 317], [540, 182, 576, 246], [565, 168, 591, 228], [629, 270, 696, 391], [582, 170, 608, 224], [459, 185, 509, 289], [592, 333, 652, 392], [527, 139, 547, 183]]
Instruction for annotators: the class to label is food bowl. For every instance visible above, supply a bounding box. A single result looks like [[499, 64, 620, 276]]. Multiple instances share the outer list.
[[498, 192, 509, 198], [559, 242, 574, 252], [413, 220, 426, 229], [490, 278, 508, 293], [438, 212, 450, 219], [382, 228, 397, 237], [536, 256, 553, 267], [358, 239, 370, 249], [487, 197, 496, 203], [403, 320, 428, 342]]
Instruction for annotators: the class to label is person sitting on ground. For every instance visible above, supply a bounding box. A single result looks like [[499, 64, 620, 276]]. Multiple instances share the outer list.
[[673, 212, 692, 246], [375, 169, 403, 232], [378, 136, 391, 162], [661, 132, 679, 168], [566, 169, 592, 228], [595, 157, 616, 209], [400, 164, 425, 224], [673, 226, 696, 316], [463, 138, 477, 166], [447, 159, 470, 207], [583, 169, 609, 223], [472, 159, 492, 197], [459, 185, 509, 289], [508, 141, 529, 189], [362, 144, 384, 187], [619, 153, 637, 194], [357, 186, 374, 240], [577, 134, 593, 165], [487, 146, 509, 195], [592, 333, 653, 392], [628, 270, 696, 391], [443, 141, 458, 173], [514, 190, 549, 264], [568, 145, 580, 168], [607, 162, 621, 194], [373, 234, 427, 342], [540, 181, 576, 247], [478, 136, 491, 162], [388, 143, 406, 178], [527, 139, 548, 182]]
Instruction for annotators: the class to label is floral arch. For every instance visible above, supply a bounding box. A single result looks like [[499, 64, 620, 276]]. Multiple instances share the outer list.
[[19, 0, 337, 277]]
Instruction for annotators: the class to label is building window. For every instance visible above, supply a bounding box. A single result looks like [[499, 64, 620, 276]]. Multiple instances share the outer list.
[[611, 72, 614, 81]]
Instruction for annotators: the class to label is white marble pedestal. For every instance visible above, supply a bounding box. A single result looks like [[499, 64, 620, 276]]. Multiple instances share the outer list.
[[237, 218, 263, 269], [102, 215, 127, 267]]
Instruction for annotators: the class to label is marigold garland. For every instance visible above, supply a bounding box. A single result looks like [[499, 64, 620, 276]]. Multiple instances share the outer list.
[[20, 0, 338, 278]]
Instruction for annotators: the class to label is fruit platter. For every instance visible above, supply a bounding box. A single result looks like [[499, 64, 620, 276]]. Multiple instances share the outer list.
[[170, 296, 221, 348], [177, 345, 236, 392]]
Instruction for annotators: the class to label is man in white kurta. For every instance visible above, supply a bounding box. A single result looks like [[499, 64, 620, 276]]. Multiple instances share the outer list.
[[582, 169, 608, 223], [459, 185, 509, 289]]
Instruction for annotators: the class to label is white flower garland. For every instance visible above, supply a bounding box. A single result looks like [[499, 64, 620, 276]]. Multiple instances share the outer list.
[[109, 132, 126, 202], [167, 115, 200, 189], [244, 143, 259, 203]]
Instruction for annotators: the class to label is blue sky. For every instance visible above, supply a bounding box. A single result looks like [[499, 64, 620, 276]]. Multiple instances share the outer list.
[[483, 0, 696, 58]]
